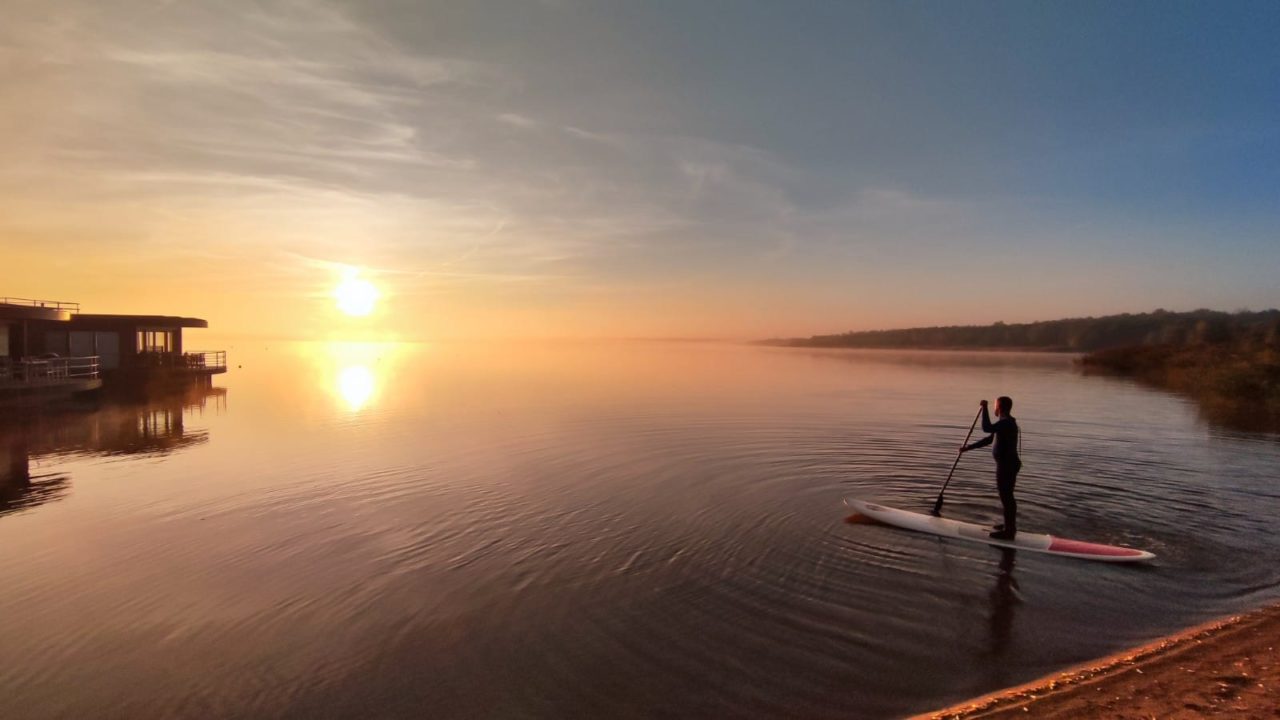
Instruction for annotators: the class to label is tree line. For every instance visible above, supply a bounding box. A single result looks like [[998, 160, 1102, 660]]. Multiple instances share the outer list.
[[767, 309, 1280, 353]]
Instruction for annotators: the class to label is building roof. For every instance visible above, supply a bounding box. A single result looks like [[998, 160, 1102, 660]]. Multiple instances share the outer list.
[[0, 303, 72, 322], [69, 314, 209, 329]]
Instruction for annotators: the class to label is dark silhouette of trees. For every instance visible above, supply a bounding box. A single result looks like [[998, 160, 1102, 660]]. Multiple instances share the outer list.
[[768, 309, 1280, 353]]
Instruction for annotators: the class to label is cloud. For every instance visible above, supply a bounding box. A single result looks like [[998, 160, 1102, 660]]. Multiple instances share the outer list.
[[3, 0, 821, 289], [0, 1, 1069, 315], [497, 113, 537, 128]]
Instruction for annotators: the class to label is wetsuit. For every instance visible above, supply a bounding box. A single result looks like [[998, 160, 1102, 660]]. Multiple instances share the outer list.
[[964, 407, 1021, 534]]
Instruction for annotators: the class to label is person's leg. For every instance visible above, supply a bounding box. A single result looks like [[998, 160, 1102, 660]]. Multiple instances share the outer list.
[[996, 466, 1017, 533]]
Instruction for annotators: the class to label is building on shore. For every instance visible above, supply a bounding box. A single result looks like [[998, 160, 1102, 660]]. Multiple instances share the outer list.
[[1, 296, 225, 405], [1, 297, 102, 405]]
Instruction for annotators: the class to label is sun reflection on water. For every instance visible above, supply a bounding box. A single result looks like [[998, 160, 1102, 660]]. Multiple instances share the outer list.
[[337, 365, 375, 411], [306, 341, 412, 413]]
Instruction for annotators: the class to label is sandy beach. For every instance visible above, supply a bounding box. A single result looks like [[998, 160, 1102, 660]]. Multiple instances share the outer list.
[[915, 603, 1280, 719]]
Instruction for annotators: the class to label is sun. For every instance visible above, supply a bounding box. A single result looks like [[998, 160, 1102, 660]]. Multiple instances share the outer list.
[[334, 276, 379, 317]]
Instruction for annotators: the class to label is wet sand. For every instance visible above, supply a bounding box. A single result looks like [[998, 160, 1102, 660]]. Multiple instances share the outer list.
[[915, 603, 1280, 719]]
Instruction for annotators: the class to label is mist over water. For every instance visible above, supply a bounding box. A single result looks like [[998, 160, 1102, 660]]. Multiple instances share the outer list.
[[1, 343, 1278, 719]]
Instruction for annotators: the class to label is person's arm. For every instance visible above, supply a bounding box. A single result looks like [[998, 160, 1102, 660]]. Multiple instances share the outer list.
[[979, 404, 996, 433], [962, 434, 993, 452]]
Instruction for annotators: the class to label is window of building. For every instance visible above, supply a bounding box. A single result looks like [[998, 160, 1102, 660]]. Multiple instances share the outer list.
[[136, 329, 175, 353], [44, 330, 69, 356]]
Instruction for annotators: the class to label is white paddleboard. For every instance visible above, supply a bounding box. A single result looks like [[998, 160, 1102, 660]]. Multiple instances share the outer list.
[[845, 498, 1155, 563]]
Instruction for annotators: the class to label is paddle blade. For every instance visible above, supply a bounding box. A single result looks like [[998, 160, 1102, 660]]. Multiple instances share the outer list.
[[844, 512, 875, 524]]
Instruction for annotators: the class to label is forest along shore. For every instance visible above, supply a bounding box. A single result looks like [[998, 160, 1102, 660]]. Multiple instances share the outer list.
[[1079, 334, 1280, 434], [914, 602, 1280, 719], [766, 309, 1278, 354], [768, 308, 1280, 433]]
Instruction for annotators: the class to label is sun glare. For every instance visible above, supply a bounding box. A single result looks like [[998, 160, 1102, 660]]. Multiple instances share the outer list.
[[337, 365, 375, 411], [334, 276, 379, 317]]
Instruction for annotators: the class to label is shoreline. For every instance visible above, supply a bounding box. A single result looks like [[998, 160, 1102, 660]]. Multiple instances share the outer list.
[[759, 342, 1080, 353], [913, 602, 1280, 719]]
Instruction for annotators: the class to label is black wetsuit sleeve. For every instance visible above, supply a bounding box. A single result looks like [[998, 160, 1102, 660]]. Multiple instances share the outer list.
[[980, 406, 996, 433], [965, 434, 993, 451], [963, 406, 998, 452]]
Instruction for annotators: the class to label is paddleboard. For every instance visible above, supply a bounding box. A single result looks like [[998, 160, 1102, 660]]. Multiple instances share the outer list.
[[844, 498, 1155, 563]]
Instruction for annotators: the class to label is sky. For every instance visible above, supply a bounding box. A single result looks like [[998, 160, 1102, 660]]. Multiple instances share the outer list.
[[2, 0, 1278, 340]]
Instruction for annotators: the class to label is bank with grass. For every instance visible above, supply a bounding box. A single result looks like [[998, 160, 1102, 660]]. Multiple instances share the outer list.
[[1078, 320, 1280, 433]]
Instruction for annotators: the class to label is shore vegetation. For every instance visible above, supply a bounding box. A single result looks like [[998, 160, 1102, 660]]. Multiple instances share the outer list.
[[1079, 314, 1280, 432], [771, 309, 1280, 432], [768, 309, 1280, 353]]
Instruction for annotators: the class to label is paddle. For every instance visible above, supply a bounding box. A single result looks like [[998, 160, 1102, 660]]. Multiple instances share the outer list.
[[930, 406, 983, 517]]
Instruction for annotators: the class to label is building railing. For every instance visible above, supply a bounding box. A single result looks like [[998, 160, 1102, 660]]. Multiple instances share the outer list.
[[0, 297, 81, 313], [185, 350, 227, 372], [135, 350, 227, 372], [0, 356, 99, 384]]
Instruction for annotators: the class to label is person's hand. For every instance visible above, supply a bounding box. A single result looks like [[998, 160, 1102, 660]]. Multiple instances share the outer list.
[[979, 399, 988, 408], [958, 445, 968, 453]]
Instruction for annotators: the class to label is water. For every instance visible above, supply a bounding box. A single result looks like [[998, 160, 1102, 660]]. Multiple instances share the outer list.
[[1, 342, 1278, 719]]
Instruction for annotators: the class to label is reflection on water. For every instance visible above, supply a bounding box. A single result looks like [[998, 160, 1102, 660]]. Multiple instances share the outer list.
[[1081, 366, 1280, 437], [0, 343, 1278, 720], [0, 382, 226, 514], [337, 366, 375, 411], [305, 341, 410, 413], [0, 472, 69, 519], [989, 549, 1019, 657]]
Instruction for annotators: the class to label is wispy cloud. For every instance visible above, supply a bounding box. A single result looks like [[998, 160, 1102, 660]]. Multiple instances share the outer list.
[[11, 0, 1261, 338], [2, 0, 825, 288], [497, 113, 537, 128]]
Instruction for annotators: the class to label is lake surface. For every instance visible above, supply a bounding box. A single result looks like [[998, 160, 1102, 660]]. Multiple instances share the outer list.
[[2, 342, 1278, 719]]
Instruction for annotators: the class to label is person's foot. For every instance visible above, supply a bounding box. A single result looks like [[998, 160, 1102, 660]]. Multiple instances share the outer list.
[[989, 529, 1016, 540], [991, 523, 1005, 531]]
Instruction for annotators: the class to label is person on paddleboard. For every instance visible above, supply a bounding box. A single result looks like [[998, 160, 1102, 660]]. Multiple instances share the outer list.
[[959, 397, 1021, 540]]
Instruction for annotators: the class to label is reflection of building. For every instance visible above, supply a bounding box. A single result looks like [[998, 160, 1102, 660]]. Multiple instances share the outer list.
[[0, 467, 69, 520], [0, 383, 226, 516]]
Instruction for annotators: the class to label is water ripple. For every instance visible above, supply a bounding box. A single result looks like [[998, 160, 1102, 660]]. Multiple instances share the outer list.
[[1, 345, 1278, 719]]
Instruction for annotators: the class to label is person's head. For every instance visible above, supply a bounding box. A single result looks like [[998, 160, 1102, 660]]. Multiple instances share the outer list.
[[995, 396, 1013, 417]]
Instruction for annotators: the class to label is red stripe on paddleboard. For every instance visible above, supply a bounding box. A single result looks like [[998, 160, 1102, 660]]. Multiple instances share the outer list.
[[1047, 538, 1144, 557]]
